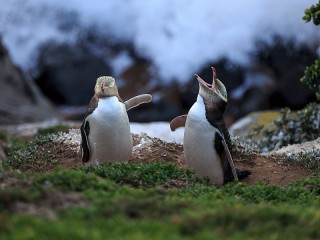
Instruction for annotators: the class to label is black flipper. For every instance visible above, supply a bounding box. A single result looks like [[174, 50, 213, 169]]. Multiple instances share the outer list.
[[80, 120, 91, 163], [214, 132, 236, 184]]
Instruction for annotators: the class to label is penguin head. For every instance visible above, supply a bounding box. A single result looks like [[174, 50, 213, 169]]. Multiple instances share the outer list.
[[94, 76, 119, 98], [195, 67, 228, 103]]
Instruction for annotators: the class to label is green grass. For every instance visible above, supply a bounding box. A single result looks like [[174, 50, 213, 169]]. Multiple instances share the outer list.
[[0, 163, 319, 239], [1, 132, 320, 239], [37, 124, 71, 135], [286, 149, 320, 171], [82, 162, 208, 187], [4, 134, 55, 170]]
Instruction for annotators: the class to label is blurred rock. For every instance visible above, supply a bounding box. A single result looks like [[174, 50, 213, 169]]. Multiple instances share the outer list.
[[255, 38, 317, 110], [229, 111, 280, 139], [265, 137, 320, 157], [0, 39, 59, 125], [0, 119, 81, 137], [35, 42, 112, 105], [32, 37, 318, 123]]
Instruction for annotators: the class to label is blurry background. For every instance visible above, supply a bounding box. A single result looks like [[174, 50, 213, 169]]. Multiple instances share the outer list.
[[0, 0, 319, 125]]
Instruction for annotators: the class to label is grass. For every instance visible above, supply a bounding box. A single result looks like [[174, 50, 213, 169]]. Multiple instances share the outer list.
[[0, 163, 320, 239], [1, 131, 320, 239], [286, 149, 320, 171], [4, 134, 56, 170], [37, 124, 71, 135]]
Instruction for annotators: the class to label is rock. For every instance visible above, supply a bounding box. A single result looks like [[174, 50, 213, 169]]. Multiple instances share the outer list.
[[0, 38, 59, 125], [229, 111, 280, 139], [265, 137, 320, 157], [35, 42, 112, 105], [255, 39, 317, 109], [32, 37, 318, 123], [0, 120, 81, 137]]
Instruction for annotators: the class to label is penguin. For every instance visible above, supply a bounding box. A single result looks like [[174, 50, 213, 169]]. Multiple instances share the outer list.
[[80, 76, 152, 165], [170, 67, 250, 186]]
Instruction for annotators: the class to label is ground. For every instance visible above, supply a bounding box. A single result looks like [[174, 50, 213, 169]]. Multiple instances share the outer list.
[[10, 130, 317, 186], [1, 128, 320, 239]]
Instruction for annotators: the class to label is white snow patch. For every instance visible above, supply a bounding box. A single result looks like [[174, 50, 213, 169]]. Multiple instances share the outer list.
[[131, 122, 184, 144]]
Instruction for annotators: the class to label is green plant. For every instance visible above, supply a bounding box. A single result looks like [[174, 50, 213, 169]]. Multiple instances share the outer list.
[[286, 149, 320, 171], [4, 134, 55, 170], [37, 124, 70, 135], [82, 162, 208, 187], [303, 1, 320, 25], [301, 1, 320, 100], [246, 103, 320, 152]]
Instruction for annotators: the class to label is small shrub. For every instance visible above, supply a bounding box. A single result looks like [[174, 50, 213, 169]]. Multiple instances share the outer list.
[[4, 134, 55, 170], [246, 103, 320, 152]]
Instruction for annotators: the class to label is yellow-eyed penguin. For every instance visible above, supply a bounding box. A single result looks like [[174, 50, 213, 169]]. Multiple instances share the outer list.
[[170, 67, 250, 186], [80, 76, 152, 164]]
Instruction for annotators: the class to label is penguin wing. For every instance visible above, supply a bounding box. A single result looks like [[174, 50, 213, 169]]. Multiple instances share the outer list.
[[214, 132, 238, 183], [125, 94, 152, 111], [80, 95, 98, 163], [80, 119, 91, 163], [170, 115, 187, 131]]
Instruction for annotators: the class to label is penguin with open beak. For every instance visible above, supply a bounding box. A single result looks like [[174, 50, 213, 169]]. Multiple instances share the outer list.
[[170, 67, 250, 186], [81, 76, 152, 165]]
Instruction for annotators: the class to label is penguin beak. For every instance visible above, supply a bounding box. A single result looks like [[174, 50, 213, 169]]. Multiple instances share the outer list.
[[195, 67, 228, 102], [211, 67, 217, 89], [101, 83, 107, 91], [195, 67, 219, 90], [195, 74, 213, 89]]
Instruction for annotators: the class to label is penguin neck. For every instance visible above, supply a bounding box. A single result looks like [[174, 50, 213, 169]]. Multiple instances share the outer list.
[[197, 94, 226, 127]]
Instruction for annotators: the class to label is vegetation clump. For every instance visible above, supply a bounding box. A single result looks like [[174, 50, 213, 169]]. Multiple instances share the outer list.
[[301, 0, 320, 100], [246, 103, 320, 152], [5, 134, 56, 170]]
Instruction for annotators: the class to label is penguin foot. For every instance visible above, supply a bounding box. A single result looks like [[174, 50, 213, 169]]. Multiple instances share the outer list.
[[236, 169, 251, 180]]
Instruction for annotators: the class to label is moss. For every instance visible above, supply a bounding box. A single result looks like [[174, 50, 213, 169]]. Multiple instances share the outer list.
[[1, 130, 320, 239], [82, 162, 209, 187], [180, 205, 320, 239], [37, 124, 71, 136], [252, 111, 280, 128], [0, 130, 8, 141], [0, 166, 320, 239], [4, 134, 55, 170]]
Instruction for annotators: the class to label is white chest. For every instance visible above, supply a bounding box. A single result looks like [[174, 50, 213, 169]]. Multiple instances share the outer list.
[[92, 97, 126, 122], [184, 95, 224, 185], [87, 97, 132, 164]]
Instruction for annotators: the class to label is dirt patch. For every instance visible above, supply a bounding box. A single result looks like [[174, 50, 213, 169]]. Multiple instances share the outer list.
[[235, 156, 313, 186], [7, 130, 319, 186], [130, 133, 185, 168]]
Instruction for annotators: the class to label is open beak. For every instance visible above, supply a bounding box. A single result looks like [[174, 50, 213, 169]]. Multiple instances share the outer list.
[[195, 67, 217, 89]]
